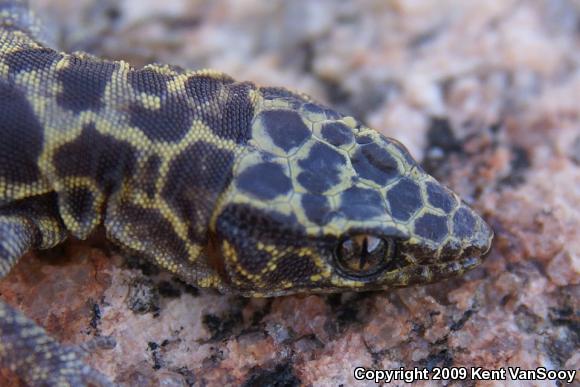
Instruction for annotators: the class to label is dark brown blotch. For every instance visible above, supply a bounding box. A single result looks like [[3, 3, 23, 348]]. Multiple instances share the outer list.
[[128, 68, 171, 95], [237, 162, 291, 200], [301, 194, 332, 226], [320, 122, 354, 147], [138, 155, 162, 199], [352, 143, 399, 185], [339, 186, 386, 221], [386, 177, 422, 221], [426, 181, 456, 213], [185, 74, 227, 105], [111, 203, 188, 262], [206, 82, 255, 143], [65, 186, 96, 223], [162, 141, 235, 244], [52, 123, 136, 193], [297, 142, 346, 194], [4, 47, 62, 75], [453, 207, 476, 238], [56, 57, 117, 113], [236, 246, 273, 275], [129, 95, 193, 142], [264, 252, 321, 286], [414, 213, 448, 242], [0, 80, 43, 184], [259, 109, 311, 152], [60, 186, 100, 237]]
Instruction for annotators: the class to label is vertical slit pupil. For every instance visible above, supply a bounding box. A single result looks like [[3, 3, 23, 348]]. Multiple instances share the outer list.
[[359, 237, 369, 270]]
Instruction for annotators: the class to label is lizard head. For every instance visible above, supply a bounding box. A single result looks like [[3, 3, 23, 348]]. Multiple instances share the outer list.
[[211, 88, 493, 296]]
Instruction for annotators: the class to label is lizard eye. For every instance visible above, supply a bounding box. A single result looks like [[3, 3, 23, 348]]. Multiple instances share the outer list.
[[335, 235, 395, 277]]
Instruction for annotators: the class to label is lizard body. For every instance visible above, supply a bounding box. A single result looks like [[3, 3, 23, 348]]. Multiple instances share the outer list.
[[0, 0, 493, 385]]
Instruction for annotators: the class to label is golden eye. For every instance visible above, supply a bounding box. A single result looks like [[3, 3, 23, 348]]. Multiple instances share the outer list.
[[335, 235, 395, 277]]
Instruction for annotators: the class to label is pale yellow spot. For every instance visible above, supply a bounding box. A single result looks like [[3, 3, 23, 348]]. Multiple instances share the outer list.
[[138, 92, 161, 110], [342, 116, 357, 128]]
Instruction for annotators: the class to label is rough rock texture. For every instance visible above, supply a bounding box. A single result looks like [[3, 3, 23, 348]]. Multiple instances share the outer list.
[[1, 0, 579, 385]]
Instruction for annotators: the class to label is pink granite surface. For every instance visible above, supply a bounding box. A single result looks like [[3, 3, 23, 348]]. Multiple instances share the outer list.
[[1, 1, 579, 385]]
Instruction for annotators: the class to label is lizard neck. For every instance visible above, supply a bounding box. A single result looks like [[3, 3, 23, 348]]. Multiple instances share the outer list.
[[1, 31, 258, 242]]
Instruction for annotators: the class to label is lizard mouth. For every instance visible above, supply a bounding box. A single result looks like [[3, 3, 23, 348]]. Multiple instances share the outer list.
[[375, 255, 482, 288]]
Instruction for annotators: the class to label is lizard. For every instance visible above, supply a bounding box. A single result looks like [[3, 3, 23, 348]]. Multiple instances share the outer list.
[[0, 0, 494, 385]]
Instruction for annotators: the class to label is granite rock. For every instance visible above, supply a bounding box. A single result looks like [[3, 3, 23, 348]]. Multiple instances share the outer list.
[[1, 0, 579, 385]]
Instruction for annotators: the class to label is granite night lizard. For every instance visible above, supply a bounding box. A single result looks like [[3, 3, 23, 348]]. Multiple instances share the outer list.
[[0, 0, 493, 385]]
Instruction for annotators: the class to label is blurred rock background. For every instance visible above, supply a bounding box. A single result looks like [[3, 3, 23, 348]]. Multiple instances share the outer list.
[[1, 0, 579, 385]]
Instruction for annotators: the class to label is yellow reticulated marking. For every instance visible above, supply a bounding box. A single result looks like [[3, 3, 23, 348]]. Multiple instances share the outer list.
[[223, 240, 238, 262], [342, 116, 357, 128], [254, 242, 284, 275], [153, 119, 239, 197], [155, 256, 178, 273], [288, 194, 322, 230], [304, 247, 333, 279], [312, 121, 357, 153], [248, 88, 262, 107], [280, 280, 293, 289], [192, 68, 234, 81], [130, 191, 156, 207], [0, 60, 9, 78], [15, 67, 59, 120], [56, 176, 104, 235], [55, 56, 70, 71], [39, 125, 83, 179], [0, 179, 52, 203], [253, 241, 333, 284], [138, 92, 161, 110], [148, 198, 191, 253], [117, 59, 132, 72], [188, 244, 203, 263], [35, 216, 64, 249], [288, 138, 355, 197], [330, 275, 366, 288], [166, 73, 189, 94], [197, 275, 221, 288], [96, 119, 152, 153], [300, 106, 326, 125], [143, 63, 180, 76], [234, 264, 264, 283], [310, 274, 322, 282]]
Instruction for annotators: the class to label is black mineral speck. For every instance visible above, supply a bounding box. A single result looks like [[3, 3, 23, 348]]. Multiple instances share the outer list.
[[570, 135, 580, 165], [127, 278, 160, 315], [202, 312, 243, 341], [89, 300, 102, 331], [422, 116, 463, 177], [157, 280, 181, 298], [124, 255, 161, 276], [176, 367, 197, 387], [498, 145, 530, 188], [147, 341, 163, 370], [242, 362, 300, 387], [421, 349, 454, 370]]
